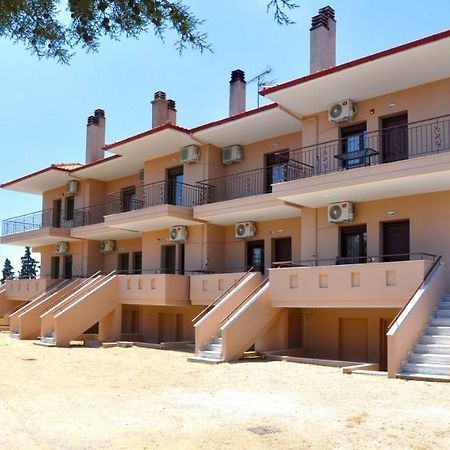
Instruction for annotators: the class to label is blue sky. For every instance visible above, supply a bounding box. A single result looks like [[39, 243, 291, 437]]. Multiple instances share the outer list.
[[1, 0, 449, 274]]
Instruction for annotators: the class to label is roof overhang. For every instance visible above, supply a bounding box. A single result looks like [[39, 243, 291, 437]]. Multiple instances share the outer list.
[[70, 222, 143, 241], [263, 29, 450, 116], [192, 104, 301, 147], [0, 227, 77, 247], [104, 124, 199, 160]]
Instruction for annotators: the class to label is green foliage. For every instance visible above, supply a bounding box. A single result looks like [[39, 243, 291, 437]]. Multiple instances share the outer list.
[[1, 258, 15, 283], [0, 0, 299, 63], [18, 247, 39, 280]]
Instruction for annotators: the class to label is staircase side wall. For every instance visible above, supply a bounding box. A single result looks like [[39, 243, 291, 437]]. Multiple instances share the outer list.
[[194, 273, 261, 353], [387, 264, 446, 377], [54, 277, 118, 345], [221, 286, 281, 361], [0, 289, 16, 318]]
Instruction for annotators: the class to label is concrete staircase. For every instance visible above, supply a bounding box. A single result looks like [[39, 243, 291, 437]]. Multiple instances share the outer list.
[[190, 334, 224, 364], [400, 295, 450, 381]]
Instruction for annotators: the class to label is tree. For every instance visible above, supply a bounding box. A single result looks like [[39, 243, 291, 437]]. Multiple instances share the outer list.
[[18, 247, 39, 279], [0, 0, 299, 63], [1, 258, 15, 283]]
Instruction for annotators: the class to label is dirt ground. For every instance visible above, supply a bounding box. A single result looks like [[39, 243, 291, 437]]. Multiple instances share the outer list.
[[1, 333, 449, 450]]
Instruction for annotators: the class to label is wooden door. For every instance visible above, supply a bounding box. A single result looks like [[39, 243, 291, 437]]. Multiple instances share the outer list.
[[339, 318, 368, 362], [63, 255, 73, 279], [273, 237, 292, 267], [158, 313, 174, 342], [161, 246, 176, 274], [382, 114, 408, 163], [51, 256, 60, 279], [383, 221, 410, 262]]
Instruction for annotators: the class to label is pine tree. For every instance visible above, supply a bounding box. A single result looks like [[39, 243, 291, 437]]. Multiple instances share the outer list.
[[1, 258, 15, 283], [18, 247, 38, 279]]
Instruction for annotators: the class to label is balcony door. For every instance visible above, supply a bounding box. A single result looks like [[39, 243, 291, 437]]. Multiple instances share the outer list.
[[63, 255, 73, 279], [265, 150, 290, 193], [121, 186, 137, 212], [272, 237, 292, 267], [383, 220, 410, 262], [132, 252, 142, 275], [340, 225, 367, 264], [117, 253, 129, 274], [247, 240, 265, 273], [340, 123, 368, 169], [51, 256, 60, 279], [52, 199, 62, 228], [161, 245, 176, 274], [382, 113, 408, 163], [167, 166, 184, 206]]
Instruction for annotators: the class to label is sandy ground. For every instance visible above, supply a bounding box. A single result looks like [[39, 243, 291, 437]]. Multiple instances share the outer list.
[[0, 334, 449, 450]]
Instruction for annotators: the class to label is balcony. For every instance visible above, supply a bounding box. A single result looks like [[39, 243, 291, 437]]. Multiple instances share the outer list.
[[118, 273, 190, 306], [273, 114, 450, 207], [269, 253, 437, 308], [3, 277, 52, 301], [102, 180, 207, 233]]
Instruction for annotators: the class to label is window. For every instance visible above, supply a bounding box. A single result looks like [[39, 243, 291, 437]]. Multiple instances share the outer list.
[[340, 123, 368, 168]]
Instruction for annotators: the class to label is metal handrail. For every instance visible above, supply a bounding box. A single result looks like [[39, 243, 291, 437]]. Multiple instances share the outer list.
[[220, 276, 270, 325], [274, 253, 438, 268], [387, 255, 442, 332], [192, 267, 254, 325]]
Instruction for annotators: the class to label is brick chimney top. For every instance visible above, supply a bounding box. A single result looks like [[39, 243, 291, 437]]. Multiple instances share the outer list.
[[154, 91, 167, 100], [311, 6, 335, 30], [168, 99, 176, 110], [230, 69, 246, 83]]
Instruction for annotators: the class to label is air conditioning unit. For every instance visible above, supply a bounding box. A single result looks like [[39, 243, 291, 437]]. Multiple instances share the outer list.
[[138, 169, 144, 183], [235, 221, 256, 239], [222, 145, 243, 165], [55, 241, 69, 255], [180, 145, 200, 164], [169, 226, 188, 242], [328, 202, 354, 223], [328, 99, 356, 123], [65, 180, 79, 195], [99, 240, 115, 253]]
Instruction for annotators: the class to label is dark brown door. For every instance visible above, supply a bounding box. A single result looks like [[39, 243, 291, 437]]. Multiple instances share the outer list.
[[161, 245, 176, 274], [273, 237, 292, 266], [63, 255, 73, 279], [132, 252, 142, 274], [383, 221, 410, 262], [121, 186, 137, 212], [340, 225, 367, 264], [339, 318, 368, 362], [178, 244, 185, 275], [52, 199, 62, 228], [382, 114, 408, 163], [247, 240, 265, 272], [51, 256, 60, 279], [117, 253, 130, 274]]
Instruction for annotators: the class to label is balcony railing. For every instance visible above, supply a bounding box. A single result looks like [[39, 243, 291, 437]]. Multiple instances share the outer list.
[[198, 114, 450, 204], [105, 179, 207, 214], [1, 205, 107, 236], [198, 161, 313, 204]]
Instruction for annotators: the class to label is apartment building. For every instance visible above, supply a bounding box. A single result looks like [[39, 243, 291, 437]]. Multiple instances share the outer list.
[[1, 7, 450, 380]]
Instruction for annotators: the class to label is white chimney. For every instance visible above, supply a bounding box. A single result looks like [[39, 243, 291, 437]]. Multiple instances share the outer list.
[[85, 109, 105, 164], [229, 69, 246, 116], [310, 6, 336, 74]]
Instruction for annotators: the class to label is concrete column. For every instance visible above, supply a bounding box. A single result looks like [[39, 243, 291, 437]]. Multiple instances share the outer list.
[[85, 109, 105, 163], [229, 69, 246, 116], [310, 6, 336, 73]]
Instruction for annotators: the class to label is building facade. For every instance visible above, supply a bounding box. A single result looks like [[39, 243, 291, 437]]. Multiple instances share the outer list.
[[1, 7, 450, 380]]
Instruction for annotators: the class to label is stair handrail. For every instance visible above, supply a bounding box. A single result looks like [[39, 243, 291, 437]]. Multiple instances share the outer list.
[[192, 267, 254, 325], [9, 278, 71, 317], [387, 255, 442, 332], [220, 276, 270, 325], [39, 271, 103, 316], [49, 270, 116, 317]]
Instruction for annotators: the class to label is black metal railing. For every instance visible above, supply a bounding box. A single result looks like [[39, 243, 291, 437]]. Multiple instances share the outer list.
[[1, 204, 106, 236], [272, 252, 438, 268], [198, 114, 450, 204], [288, 114, 450, 178], [106, 179, 207, 214], [198, 160, 313, 203]]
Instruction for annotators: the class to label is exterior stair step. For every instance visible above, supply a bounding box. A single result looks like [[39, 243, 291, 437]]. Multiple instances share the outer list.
[[9, 332, 20, 340], [187, 355, 224, 364], [422, 334, 450, 345], [415, 343, 450, 354], [408, 352, 450, 364], [211, 336, 222, 345], [435, 309, 450, 318], [198, 350, 223, 359], [206, 343, 222, 351], [430, 317, 450, 326], [426, 326, 450, 336], [401, 362, 450, 376], [397, 373, 450, 382]]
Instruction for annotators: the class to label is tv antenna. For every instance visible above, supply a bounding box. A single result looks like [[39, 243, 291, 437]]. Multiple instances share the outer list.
[[248, 67, 276, 107]]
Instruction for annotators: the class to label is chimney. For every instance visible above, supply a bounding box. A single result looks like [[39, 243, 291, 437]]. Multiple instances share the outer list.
[[85, 109, 105, 164], [229, 69, 246, 116], [167, 99, 177, 125], [151, 91, 169, 128], [310, 6, 336, 73]]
